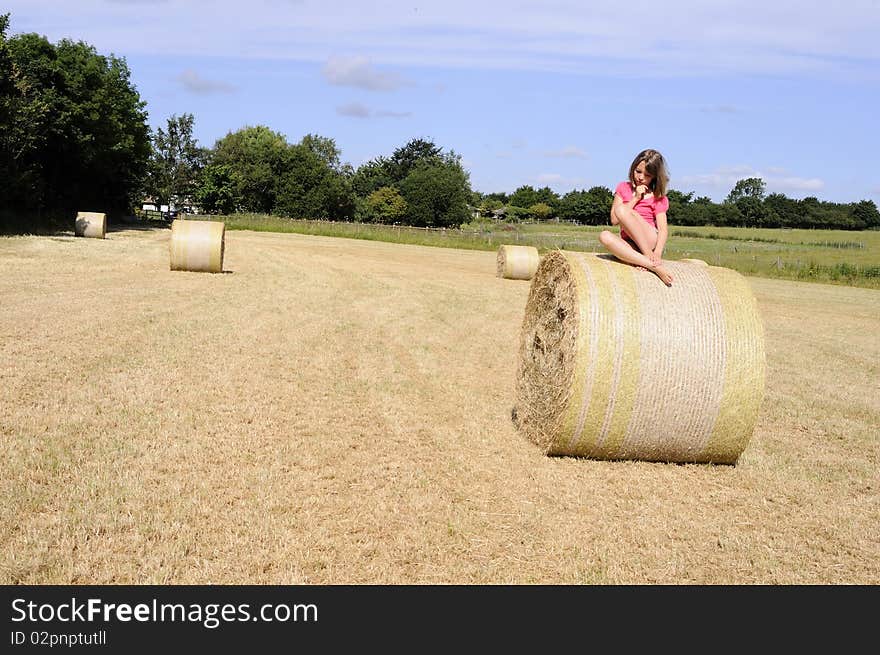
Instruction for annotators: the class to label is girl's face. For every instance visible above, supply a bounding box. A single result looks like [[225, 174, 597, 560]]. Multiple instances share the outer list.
[[634, 161, 654, 187]]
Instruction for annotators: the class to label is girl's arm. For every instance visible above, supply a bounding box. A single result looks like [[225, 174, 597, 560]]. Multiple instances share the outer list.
[[610, 193, 623, 224], [652, 211, 669, 264], [610, 185, 644, 225]]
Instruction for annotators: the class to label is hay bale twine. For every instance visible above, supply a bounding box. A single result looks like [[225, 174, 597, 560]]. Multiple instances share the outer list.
[[169, 219, 225, 273], [497, 244, 540, 280], [74, 211, 106, 238], [514, 250, 765, 464]]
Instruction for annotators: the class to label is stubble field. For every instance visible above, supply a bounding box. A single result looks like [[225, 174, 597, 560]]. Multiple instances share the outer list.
[[1, 226, 877, 584]]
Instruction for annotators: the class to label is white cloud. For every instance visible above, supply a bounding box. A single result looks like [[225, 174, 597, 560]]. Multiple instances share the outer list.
[[322, 56, 411, 91], [176, 70, 235, 95], [336, 103, 411, 118], [680, 165, 825, 196], [533, 173, 588, 190], [10, 1, 877, 79]]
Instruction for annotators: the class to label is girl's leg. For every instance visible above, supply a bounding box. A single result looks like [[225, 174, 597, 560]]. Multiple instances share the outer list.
[[612, 205, 658, 256], [599, 230, 673, 286]]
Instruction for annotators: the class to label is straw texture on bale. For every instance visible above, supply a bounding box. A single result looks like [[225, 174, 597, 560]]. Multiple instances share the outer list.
[[497, 244, 540, 280], [514, 250, 765, 464], [74, 212, 106, 239], [679, 258, 709, 267], [169, 219, 225, 273]]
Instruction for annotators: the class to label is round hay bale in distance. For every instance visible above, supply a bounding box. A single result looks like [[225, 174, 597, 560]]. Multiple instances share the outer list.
[[74, 211, 106, 239], [514, 250, 765, 464], [497, 244, 540, 280], [169, 219, 225, 273]]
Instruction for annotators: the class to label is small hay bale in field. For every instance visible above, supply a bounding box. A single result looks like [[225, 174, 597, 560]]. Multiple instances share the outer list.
[[74, 211, 106, 239], [514, 250, 765, 464], [169, 219, 225, 273], [497, 244, 540, 280]]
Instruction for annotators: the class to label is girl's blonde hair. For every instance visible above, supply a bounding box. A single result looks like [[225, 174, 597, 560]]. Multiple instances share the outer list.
[[629, 149, 669, 198]]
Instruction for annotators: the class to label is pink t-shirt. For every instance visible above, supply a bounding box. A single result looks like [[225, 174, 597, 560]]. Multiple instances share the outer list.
[[615, 181, 669, 240]]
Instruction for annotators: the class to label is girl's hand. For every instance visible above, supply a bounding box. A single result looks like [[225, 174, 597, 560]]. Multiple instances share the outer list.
[[634, 184, 649, 197], [649, 250, 662, 267]]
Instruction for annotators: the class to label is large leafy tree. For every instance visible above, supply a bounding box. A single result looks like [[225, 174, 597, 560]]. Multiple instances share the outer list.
[[508, 185, 539, 209], [364, 186, 407, 224], [556, 187, 612, 225], [398, 156, 472, 228], [725, 177, 766, 204], [274, 144, 355, 220], [388, 137, 442, 181], [0, 14, 47, 218], [211, 125, 290, 214], [849, 200, 880, 230], [763, 193, 800, 228], [146, 113, 206, 210], [299, 133, 342, 171], [194, 163, 239, 215], [351, 157, 394, 198], [0, 15, 150, 227]]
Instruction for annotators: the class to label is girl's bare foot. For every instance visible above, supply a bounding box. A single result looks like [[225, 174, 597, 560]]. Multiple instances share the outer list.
[[649, 263, 673, 286]]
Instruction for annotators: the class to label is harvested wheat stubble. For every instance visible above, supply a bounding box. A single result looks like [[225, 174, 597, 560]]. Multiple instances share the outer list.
[[514, 250, 765, 464], [169, 219, 226, 273], [497, 244, 540, 280], [74, 211, 106, 239]]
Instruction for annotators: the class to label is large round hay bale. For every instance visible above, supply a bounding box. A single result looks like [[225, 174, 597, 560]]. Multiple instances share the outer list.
[[514, 250, 765, 464], [74, 211, 106, 239], [497, 244, 540, 280], [679, 258, 709, 267], [169, 219, 225, 273]]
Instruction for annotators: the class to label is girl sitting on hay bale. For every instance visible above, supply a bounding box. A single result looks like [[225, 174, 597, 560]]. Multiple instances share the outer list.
[[599, 149, 674, 287]]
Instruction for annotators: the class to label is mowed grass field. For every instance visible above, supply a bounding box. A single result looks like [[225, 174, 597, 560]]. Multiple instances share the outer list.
[[1, 226, 877, 584], [205, 214, 880, 289]]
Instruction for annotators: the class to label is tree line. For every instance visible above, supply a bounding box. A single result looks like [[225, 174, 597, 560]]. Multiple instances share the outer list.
[[151, 117, 472, 228], [475, 178, 880, 230], [2, 14, 878, 233]]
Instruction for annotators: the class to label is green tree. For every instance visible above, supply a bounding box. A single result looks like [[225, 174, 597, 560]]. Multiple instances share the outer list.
[[725, 177, 766, 204], [734, 196, 768, 227], [528, 202, 553, 221], [0, 14, 47, 220], [479, 197, 504, 218], [763, 193, 800, 228], [850, 200, 880, 229], [194, 163, 239, 215], [388, 137, 442, 182], [147, 113, 206, 210], [211, 125, 290, 214], [351, 157, 394, 198], [484, 191, 509, 204], [1, 17, 150, 227], [364, 186, 408, 224], [398, 159, 472, 227], [274, 144, 355, 220], [556, 187, 612, 225], [509, 185, 540, 209], [535, 186, 561, 210], [299, 133, 342, 171]]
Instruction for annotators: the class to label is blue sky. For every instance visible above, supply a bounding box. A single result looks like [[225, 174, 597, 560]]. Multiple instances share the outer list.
[[5, 0, 880, 203]]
